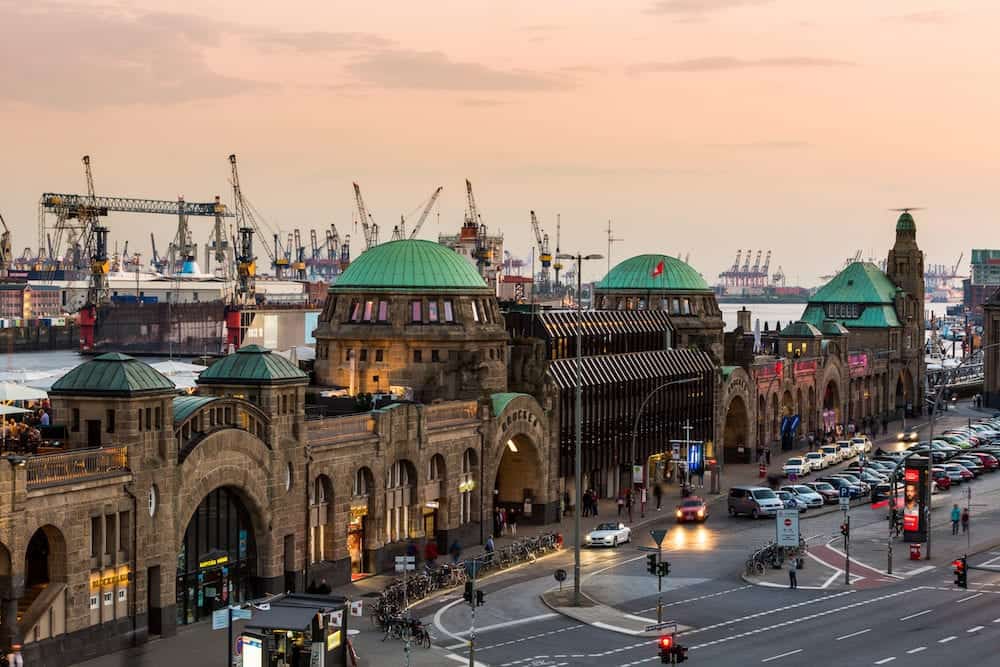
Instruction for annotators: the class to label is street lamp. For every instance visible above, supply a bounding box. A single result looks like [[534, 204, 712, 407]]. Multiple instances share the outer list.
[[557, 251, 603, 607], [629, 377, 697, 491]]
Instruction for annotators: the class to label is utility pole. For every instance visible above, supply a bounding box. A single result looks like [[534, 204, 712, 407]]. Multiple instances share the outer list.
[[843, 512, 851, 586], [606, 219, 623, 277]]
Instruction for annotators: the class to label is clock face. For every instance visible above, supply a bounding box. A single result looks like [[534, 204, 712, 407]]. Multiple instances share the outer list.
[[148, 485, 158, 517]]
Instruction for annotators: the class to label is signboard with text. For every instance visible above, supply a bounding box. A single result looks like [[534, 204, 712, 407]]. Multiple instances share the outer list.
[[776, 509, 800, 547]]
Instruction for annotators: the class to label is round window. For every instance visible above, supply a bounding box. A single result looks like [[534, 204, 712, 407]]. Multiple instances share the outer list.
[[148, 484, 158, 517]]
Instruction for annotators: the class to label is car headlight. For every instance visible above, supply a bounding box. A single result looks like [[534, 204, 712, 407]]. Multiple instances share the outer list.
[[897, 433, 905, 440], [585, 536, 592, 543], [676, 510, 683, 518], [697, 509, 705, 517]]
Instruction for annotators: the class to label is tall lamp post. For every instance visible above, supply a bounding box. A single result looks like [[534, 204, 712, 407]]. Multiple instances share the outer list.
[[557, 251, 602, 607], [630, 378, 697, 491]]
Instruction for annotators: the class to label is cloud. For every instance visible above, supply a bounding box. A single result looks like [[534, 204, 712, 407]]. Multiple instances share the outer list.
[[0, 2, 388, 109], [645, 0, 773, 16], [347, 49, 573, 92], [628, 56, 853, 73]]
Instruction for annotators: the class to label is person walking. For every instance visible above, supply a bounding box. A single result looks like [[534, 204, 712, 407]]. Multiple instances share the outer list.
[[653, 484, 663, 511], [961, 507, 970, 534], [951, 504, 961, 535], [508, 506, 518, 536], [563, 490, 570, 516], [449, 540, 462, 564], [500, 507, 508, 536], [616, 493, 625, 519], [640, 486, 647, 519], [626, 490, 634, 523], [424, 540, 439, 565], [788, 557, 798, 589], [6, 644, 24, 667]]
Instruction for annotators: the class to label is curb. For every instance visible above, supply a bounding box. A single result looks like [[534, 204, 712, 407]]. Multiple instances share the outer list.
[[539, 588, 690, 637]]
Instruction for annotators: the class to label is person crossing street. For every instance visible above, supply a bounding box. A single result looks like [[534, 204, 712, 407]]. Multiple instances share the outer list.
[[788, 557, 798, 589]]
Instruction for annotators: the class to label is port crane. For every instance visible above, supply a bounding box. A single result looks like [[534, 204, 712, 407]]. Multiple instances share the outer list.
[[0, 211, 12, 275], [352, 183, 379, 250], [553, 213, 563, 287], [292, 229, 307, 280], [463, 180, 493, 270], [228, 155, 283, 277], [529, 210, 552, 293]]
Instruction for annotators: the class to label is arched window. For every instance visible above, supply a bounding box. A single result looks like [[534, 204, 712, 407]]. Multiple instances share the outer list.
[[353, 468, 371, 497], [460, 449, 478, 524], [310, 475, 332, 563], [386, 461, 415, 542]]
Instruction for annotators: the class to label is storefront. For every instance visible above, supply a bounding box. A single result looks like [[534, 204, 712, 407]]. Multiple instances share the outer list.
[[239, 593, 349, 667], [176, 487, 257, 625], [347, 505, 368, 580]]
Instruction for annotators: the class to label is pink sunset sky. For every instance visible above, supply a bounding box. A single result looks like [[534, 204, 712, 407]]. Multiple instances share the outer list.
[[1, 0, 998, 286]]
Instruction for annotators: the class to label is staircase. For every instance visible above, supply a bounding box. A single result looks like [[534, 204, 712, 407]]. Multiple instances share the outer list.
[[15, 583, 46, 625], [17, 582, 66, 643]]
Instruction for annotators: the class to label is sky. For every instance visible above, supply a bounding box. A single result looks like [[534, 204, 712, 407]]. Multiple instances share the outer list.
[[2, 0, 998, 286]]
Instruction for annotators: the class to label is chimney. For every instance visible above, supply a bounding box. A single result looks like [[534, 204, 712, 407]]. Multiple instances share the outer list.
[[737, 307, 752, 332]]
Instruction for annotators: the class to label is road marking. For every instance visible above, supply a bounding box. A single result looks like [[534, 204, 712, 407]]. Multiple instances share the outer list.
[[903, 566, 935, 576], [939, 636, 957, 643], [994, 618, 1000, 623], [623, 613, 657, 624], [445, 654, 489, 667], [681, 591, 855, 636], [907, 647, 927, 654], [592, 621, 642, 636], [761, 649, 803, 663], [957, 593, 983, 603], [433, 598, 470, 645], [635, 585, 751, 613], [448, 613, 559, 639], [899, 609, 932, 621], [874, 658, 896, 665], [968, 625, 984, 633], [836, 628, 871, 640], [822, 570, 842, 589]]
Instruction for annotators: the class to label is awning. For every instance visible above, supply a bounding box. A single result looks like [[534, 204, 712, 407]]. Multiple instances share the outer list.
[[535, 309, 674, 340], [245, 605, 323, 632], [547, 348, 715, 389]]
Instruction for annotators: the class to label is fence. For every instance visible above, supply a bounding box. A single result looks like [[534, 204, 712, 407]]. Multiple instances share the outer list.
[[25, 446, 129, 489], [425, 401, 478, 427]]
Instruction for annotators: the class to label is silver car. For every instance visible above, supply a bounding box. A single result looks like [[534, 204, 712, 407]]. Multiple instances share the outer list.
[[781, 484, 824, 509]]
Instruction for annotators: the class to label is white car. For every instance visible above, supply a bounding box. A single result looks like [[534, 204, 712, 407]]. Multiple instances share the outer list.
[[820, 445, 841, 465], [851, 437, 872, 454], [782, 457, 811, 478], [804, 451, 827, 471], [585, 522, 631, 547]]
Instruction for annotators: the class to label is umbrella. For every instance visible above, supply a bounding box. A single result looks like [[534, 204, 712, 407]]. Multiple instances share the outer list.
[[151, 360, 205, 375], [0, 382, 48, 402], [0, 405, 30, 416]]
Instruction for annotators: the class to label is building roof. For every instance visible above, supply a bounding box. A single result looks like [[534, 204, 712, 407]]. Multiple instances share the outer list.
[[490, 392, 532, 417], [172, 395, 218, 423], [808, 262, 898, 304], [331, 239, 490, 293], [547, 348, 715, 389], [819, 319, 849, 336], [50, 352, 176, 396], [530, 309, 673, 340], [896, 211, 916, 232], [197, 345, 309, 386], [801, 303, 901, 329], [595, 254, 711, 293], [779, 321, 822, 338]]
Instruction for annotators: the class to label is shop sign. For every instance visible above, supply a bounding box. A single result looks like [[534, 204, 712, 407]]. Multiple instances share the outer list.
[[425, 500, 440, 509], [349, 505, 369, 519], [632, 465, 643, 484], [199, 555, 229, 569]]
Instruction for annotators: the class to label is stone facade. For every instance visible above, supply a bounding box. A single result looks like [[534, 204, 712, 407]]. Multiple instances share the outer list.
[[984, 290, 1000, 409]]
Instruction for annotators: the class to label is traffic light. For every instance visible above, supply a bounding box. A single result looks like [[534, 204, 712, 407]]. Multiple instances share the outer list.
[[476, 589, 485, 606], [657, 561, 671, 577], [647, 554, 658, 575], [674, 643, 688, 663], [840, 522, 849, 538], [463, 581, 473, 604], [658, 635, 673, 663], [953, 556, 967, 589]]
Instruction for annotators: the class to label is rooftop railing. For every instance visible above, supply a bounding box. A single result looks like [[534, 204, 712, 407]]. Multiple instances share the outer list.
[[25, 446, 129, 489]]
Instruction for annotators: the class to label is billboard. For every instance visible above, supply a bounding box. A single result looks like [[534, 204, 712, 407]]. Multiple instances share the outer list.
[[903, 458, 929, 542]]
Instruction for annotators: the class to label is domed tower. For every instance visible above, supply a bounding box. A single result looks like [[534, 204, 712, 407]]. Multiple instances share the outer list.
[[312, 239, 508, 401], [886, 210, 925, 413]]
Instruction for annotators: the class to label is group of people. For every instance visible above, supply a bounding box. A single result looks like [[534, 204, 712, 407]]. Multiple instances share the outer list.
[[493, 506, 519, 537], [1, 418, 42, 454], [951, 503, 971, 535], [580, 488, 600, 517]]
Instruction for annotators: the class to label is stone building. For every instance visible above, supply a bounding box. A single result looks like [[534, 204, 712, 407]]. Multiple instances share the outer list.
[[717, 213, 926, 463], [983, 289, 1000, 408]]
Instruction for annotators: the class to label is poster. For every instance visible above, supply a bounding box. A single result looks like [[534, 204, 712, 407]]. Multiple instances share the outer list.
[[903, 460, 928, 542]]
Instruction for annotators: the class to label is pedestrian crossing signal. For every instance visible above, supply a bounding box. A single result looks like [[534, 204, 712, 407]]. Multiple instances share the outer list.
[[647, 554, 658, 575], [658, 634, 673, 663], [657, 561, 671, 577]]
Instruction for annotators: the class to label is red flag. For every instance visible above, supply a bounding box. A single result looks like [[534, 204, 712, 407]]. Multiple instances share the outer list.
[[651, 259, 665, 277]]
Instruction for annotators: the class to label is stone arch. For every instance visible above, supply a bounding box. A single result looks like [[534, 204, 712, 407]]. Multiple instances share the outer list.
[[0, 542, 10, 577], [24, 525, 67, 589], [770, 392, 780, 444], [348, 466, 376, 576], [756, 393, 766, 449], [781, 389, 795, 416], [491, 395, 551, 522], [385, 459, 417, 544], [808, 385, 816, 433], [895, 367, 915, 415], [722, 395, 751, 463], [822, 378, 841, 433]]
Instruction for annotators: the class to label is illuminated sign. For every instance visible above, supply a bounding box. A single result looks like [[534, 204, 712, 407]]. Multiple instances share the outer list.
[[199, 555, 229, 569], [327, 629, 341, 650], [903, 459, 928, 542], [904, 469, 919, 483], [458, 479, 476, 493], [687, 442, 704, 475], [349, 505, 369, 519]]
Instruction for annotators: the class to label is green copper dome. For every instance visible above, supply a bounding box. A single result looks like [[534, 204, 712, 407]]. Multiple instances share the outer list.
[[596, 254, 710, 292], [332, 239, 489, 292], [896, 211, 916, 232], [198, 345, 308, 386], [50, 352, 175, 396]]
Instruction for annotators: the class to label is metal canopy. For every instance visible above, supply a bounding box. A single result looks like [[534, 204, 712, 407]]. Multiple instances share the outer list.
[[547, 348, 714, 389]]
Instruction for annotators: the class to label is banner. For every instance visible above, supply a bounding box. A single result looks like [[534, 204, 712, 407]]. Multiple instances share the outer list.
[[903, 459, 929, 542]]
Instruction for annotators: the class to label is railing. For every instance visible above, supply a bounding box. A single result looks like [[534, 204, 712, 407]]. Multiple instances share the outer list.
[[25, 446, 129, 489], [308, 414, 375, 441], [425, 401, 479, 427]]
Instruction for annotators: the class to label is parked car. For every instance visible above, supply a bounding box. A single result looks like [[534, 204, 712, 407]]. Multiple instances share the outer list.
[[804, 451, 827, 471], [820, 445, 842, 464], [930, 467, 952, 490], [952, 458, 983, 476], [831, 472, 870, 495], [585, 522, 631, 547], [851, 436, 872, 454], [816, 476, 864, 498], [781, 485, 825, 508], [836, 440, 857, 460], [969, 452, 999, 471], [943, 463, 973, 482], [804, 481, 839, 504], [675, 497, 709, 523], [776, 489, 809, 512], [782, 457, 811, 478], [728, 486, 783, 519]]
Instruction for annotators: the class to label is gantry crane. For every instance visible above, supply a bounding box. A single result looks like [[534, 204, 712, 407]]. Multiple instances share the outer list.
[[228, 156, 257, 304], [0, 211, 11, 275], [352, 182, 378, 250], [292, 229, 307, 280], [529, 210, 552, 293]]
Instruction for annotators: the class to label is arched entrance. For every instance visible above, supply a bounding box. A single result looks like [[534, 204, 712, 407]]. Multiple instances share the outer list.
[[895, 368, 914, 416], [756, 394, 766, 449], [385, 460, 417, 544], [822, 379, 841, 434], [349, 467, 375, 579], [176, 487, 257, 625], [723, 396, 750, 463], [494, 433, 541, 530], [25, 526, 66, 591], [808, 386, 816, 433]]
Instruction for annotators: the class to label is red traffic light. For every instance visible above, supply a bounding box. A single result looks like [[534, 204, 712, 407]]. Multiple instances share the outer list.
[[952, 559, 965, 571], [658, 635, 673, 650]]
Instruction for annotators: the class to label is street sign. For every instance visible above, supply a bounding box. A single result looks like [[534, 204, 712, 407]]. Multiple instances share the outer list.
[[232, 607, 252, 621], [644, 620, 677, 632], [554, 569, 567, 582], [394, 555, 416, 573], [839, 486, 850, 498], [212, 608, 229, 630], [349, 600, 364, 617], [650, 529, 668, 546], [839, 496, 850, 510], [776, 509, 799, 547]]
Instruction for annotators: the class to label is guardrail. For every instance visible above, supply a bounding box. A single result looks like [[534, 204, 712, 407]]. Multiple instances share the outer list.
[[425, 401, 478, 426], [25, 446, 129, 489], [307, 413, 375, 440]]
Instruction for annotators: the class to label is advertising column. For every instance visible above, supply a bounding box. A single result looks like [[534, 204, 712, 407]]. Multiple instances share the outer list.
[[903, 457, 929, 542]]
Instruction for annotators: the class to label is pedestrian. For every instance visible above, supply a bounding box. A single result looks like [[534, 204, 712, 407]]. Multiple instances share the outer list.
[[449, 540, 462, 564], [485, 535, 495, 554], [6, 644, 23, 667], [626, 490, 634, 523], [640, 487, 647, 518], [494, 508, 502, 537], [424, 540, 439, 565], [500, 507, 508, 536], [509, 506, 518, 536], [563, 490, 570, 516], [951, 504, 961, 535], [591, 489, 599, 516], [653, 484, 663, 511], [961, 507, 970, 534], [788, 557, 798, 589], [617, 493, 625, 519], [40, 410, 50, 427]]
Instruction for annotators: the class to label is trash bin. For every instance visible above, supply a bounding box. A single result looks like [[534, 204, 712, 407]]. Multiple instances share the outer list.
[[758, 464, 767, 478], [909, 543, 922, 560]]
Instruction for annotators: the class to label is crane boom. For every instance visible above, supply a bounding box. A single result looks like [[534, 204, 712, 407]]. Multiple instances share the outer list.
[[353, 182, 378, 249], [228, 154, 278, 269], [408, 186, 443, 239]]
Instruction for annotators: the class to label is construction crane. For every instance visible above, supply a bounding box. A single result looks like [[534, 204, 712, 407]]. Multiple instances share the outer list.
[[951, 251, 964, 278], [352, 182, 378, 250], [464, 180, 492, 269], [339, 232, 351, 273], [529, 210, 552, 293], [233, 226, 256, 305], [228, 154, 279, 275], [0, 211, 11, 275], [408, 186, 443, 239], [150, 233, 167, 273], [292, 229, 307, 280], [79, 156, 111, 306], [553, 213, 563, 287], [761, 250, 771, 281]]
